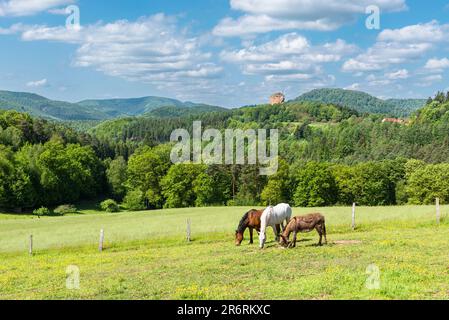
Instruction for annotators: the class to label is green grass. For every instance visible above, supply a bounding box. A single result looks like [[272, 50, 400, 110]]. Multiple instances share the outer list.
[[1, 205, 449, 300]]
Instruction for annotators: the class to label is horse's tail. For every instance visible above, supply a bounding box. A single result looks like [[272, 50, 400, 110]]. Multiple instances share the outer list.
[[287, 204, 293, 221], [320, 215, 327, 237]]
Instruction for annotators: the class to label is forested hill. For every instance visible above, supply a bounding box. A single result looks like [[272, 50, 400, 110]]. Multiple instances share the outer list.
[[0, 88, 429, 121], [295, 88, 426, 117], [0, 90, 224, 121], [0, 90, 109, 121], [78, 97, 225, 118]]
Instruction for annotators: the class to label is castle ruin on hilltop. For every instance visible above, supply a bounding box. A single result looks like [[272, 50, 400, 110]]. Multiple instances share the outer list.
[[270, 93, 285, 105]]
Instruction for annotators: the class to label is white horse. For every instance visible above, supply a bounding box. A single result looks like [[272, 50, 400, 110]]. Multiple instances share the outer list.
[[259, 203, 292, 249]]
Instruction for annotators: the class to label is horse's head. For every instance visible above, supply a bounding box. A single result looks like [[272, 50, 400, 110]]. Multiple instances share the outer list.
[[235, 230, 244, 246], [279, 234, 290, 247]]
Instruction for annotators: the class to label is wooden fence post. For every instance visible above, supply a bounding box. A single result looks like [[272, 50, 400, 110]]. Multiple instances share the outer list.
[[436, 198, 441, 225], [99, 229, 104, 252], [186, 219, 191, 242], [352, 203, 356, 231], [29, 235, 33, 256]]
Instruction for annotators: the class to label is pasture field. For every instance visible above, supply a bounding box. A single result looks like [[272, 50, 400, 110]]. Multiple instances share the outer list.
[[0, 206, 449, 300]]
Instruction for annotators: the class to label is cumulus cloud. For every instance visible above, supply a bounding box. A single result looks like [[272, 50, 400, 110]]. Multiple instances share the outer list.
[[15, 14, 222, 88], [424, 58, 449, 71], [343, 42, 432, 72], [0, 0, 74, 17], [213, 0, 407, 36], [26, 78, 47, 87], [378, 20, 449, 43], [221, 33, 356, 83], [342, 21, 449, 73], [214, 15, 339, 37]]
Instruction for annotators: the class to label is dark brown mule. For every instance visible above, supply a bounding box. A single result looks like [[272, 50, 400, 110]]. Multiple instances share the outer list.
[[280, 213, 327, 248], [235, 209, 281, 246]]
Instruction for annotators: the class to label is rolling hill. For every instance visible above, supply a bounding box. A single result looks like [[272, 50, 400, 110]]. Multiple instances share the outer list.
[[295, 88, 426, 117], [0, 88, 428, 121], [77, 96, 221, 118], [0, 90, 108, 121], [0, 90, 225, 121]]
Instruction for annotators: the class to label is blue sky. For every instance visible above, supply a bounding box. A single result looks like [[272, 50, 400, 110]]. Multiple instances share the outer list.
[[0, 0, 449, 107]]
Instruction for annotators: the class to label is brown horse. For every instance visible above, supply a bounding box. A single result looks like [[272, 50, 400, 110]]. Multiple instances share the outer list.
[[235, 209, 281, 246], [280, 213, 327, 248]]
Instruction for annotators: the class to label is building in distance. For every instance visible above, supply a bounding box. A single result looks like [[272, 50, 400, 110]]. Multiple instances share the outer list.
[[270, 93, 285, 105]]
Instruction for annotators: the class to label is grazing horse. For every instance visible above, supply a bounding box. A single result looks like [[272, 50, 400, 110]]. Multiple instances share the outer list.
[[280, 213, 327, 248], [259, 203, 292, 249], [235, 209, 281, 246]]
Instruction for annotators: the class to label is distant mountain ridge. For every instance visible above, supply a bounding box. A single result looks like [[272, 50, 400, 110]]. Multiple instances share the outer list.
[[0, 88, 428, 121], [0, 90, 107, 120], [295, 88, 426, 117], [0, 90, 224, 121]]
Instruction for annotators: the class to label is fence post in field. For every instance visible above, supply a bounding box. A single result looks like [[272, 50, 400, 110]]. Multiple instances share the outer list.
[[29, 235, 33, 255], [352, 203, 356, 231], [436, 198, 441, 225], [99, 229, 104, 252], [186, 219, 191, 242]]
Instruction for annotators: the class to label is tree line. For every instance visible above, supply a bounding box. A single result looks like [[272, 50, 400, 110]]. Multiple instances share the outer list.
[[105, 154, 449, 210]]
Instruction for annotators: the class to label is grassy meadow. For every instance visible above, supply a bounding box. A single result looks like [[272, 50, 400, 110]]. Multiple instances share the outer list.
[[0, 205, 448, 300]]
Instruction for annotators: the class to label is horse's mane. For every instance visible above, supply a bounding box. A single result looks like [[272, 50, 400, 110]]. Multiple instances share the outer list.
[[236, 210, 254, 233]]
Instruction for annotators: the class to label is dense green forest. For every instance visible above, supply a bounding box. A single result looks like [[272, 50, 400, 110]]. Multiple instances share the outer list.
[[295, 88, 426, 117], [1, 91, 449, 213]]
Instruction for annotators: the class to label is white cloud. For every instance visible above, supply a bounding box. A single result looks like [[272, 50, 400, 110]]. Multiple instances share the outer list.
[[229, 0, 407, 17], [385, 69, 409, 80], [221, 33, 356, 81], [343, 42, 431, 72], [423, 74, 443, 82], [378, 21, 449, 43], [26, 78, 47, 87], [363, 69, 410, 88], [342, 21, 449, 73], [0, 23, 24, 34], [0, 0, 74, 17], [214, 0, 407, 36], [344, 83, 360, 90], [214, 15, 339, 37], [47, 7, 69, 15], [424, 58, 449, 70], [221, 33, 310, 64], [417, 74, 443, 87], [14, 14, 222, 89]]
